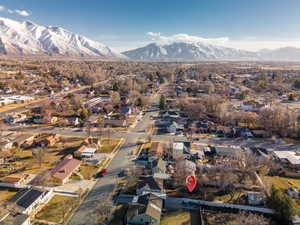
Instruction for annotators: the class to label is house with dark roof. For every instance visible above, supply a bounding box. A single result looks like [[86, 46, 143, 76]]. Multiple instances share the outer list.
[[137, 176, 164, 196], [8, 187, 53, 216], [126, 193, 163, 225], [34, 134, 60, 147]]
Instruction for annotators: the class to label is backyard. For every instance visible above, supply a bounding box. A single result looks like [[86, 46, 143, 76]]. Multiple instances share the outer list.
[[4, 136, 84, 175], [100, 138, 123, 154], [160, 211, 191, 225], [35, 195, 79, 224]]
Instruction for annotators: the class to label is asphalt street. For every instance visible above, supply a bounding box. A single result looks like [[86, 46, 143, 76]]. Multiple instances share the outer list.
[[67, 89, 163, 225]]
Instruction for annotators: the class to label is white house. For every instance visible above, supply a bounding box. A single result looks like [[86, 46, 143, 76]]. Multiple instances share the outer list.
[[10, 188, 53, 216], [173, 142, 184, 159]]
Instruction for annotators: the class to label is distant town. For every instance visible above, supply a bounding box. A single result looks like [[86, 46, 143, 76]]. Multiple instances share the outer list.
[[1, 60, 300, 225]]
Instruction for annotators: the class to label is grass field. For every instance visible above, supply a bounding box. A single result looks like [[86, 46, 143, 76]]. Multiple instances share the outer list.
[[35, 195, 79, 224], [160, 211, 191, 225], [100, 138, 122, 154], [214, 191, 244, 203], [0, 189, 17, 202], [79, 164, 98, 180], [4, 137, 84, 175], [263, 176, 300, 190]]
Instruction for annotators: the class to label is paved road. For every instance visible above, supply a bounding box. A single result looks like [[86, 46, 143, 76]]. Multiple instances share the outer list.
[[68, 136, 137, 225], [67, 88, 165, 225]]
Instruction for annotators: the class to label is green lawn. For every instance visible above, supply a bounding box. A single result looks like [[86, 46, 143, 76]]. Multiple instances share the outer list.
[[160, 211, 191, 225], [35, 195, 79, 224]]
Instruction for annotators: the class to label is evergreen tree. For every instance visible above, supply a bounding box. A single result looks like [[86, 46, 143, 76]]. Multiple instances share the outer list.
[[267, 185, 298, 222], [159, 95, 166, 110]]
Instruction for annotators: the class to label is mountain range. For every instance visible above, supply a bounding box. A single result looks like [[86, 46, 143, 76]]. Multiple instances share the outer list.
[[1, 17, 300, 61], [0, 17, 124, 58], [123, 42, 300, 61]]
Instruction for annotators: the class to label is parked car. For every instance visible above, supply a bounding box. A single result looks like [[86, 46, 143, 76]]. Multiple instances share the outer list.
[[95, 169, 108, 178]]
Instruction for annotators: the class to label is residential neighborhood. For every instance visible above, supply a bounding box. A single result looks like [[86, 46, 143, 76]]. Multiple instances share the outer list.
[[2, 46, 300, 225]]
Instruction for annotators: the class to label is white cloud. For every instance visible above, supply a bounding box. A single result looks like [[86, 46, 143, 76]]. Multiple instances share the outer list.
[[146, 32, 229, 45], [144, 32, 300, 51], [14, 10, 30, 17], [0, 5, 30, 16]]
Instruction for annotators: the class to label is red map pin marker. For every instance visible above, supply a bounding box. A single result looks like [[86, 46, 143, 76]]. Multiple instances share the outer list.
[[185, 175, 197, 192]]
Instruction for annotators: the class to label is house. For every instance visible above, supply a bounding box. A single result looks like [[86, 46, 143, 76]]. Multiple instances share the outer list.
[[74, 137, 101, 158], [215, 126, 232, 136], [13, 134, 35, 148], [37, 134, 60, 147], [83, 137, 101, 147], [68, 117, 80, 126], [149, 142, 164, 158], [173, 142, 184, 159], [120, 105, 134, 116], [287, 188, 299, 199], [246, 192, 265, 206], [126, 193, 163, 225], [252, 130, 271, 138], [74, 145, 97, 158], [5, 113, 27, 124], [273, 151, 300, 169], [9, 187, 53, 216], [2, 173, 28, 185], [48, 155, 81, 184], [0, 213, 30, 225], [33, 115, 58, 124], [137, 176, 164, 195], [293, 215, 300, 225], [167, 121, 177, 134]]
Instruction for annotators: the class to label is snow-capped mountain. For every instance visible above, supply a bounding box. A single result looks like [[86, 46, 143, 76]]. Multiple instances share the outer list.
[[122, 42, 257, 61], [0, 17, 125, 58]]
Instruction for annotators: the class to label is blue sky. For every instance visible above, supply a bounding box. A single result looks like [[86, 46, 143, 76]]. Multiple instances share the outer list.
[[1, 0, 300, 51]]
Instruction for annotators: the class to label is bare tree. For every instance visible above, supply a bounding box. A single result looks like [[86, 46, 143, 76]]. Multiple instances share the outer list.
[[32, 147, 46, 168], [228, 211, 270, 225]]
